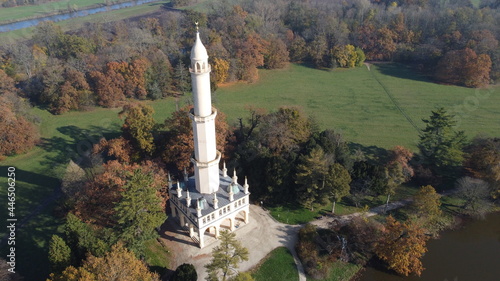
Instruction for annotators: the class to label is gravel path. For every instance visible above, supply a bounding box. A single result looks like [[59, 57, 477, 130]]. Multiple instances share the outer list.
[[160, 204, 306, 281]]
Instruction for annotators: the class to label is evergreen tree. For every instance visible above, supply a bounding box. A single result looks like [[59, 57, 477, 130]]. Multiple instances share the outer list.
[[295, 147, 329, 210], [325, 163, 351, 213], [48, 235, 72, 273], [174, 61, 191, 94], [205, 230, 249, 281], [418, 108, 466, 177], [172, 263, 198, 281], [114, 169, 166, 252]]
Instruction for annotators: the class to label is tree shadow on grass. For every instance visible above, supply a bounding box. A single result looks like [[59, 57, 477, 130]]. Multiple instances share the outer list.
[[38, 125, 120, 174], [371, 62, 432, 83], [348, 142, 389, 162]]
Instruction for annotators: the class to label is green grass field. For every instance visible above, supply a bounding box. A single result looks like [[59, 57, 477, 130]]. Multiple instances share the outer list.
[[252, 247, 299, 281], [307, 261, 361, 281], [0, 63, 499, 280], [0, 1, 169, 42], [215, 63, 500, 150]]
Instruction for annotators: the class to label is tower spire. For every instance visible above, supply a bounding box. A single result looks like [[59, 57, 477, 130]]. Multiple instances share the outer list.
[[189, 25, 221, 194], [222, 161, 228, 177]]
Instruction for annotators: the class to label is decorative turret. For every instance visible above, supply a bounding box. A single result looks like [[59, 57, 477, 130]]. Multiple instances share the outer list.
[[222, 161, 228, 178], [243, 177, 249, 194], [228, 187, 234, 202], [183, 167, 189, 182], [232, 168, 238, 184], [168, 173, 172, 189], [176, 181, 182, 198], [213, 192, 219, 209], [196, 199, 202, 217], [186, 190, 191, 208]]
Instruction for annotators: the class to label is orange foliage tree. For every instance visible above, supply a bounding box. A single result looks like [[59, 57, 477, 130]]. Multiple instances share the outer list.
[[73, 160, 167, 227], [49, 242, 160, 281], [435, 48, 491, 87], [0, 69, 39, 158], [375, 216, 429, 276], [161, 106, 230, 173]]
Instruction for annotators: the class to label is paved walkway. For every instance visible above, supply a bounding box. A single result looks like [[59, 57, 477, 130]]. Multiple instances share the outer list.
[[160, 204, 307, 281]]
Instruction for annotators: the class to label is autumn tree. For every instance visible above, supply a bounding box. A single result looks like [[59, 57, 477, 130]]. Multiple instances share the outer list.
[[263, 37, 289, 69], [435, 48, 492, 87], [212, 57, 230, 85], [387, 146, 414, 181], [464, 137, 500, 199], [73, 160, 167, 228], [325, 163, 351, 213], [0, 70, 39, 158], [161, 106, 229, 173], [49, 242, 160, 281], [418, 107, 466, 177], [235, 33, 267, 82], [205, 230, 249, 281], [257, 106, 313, 156], [331, 45, 363, 68], [375, 216, 429, 276], [120, 103, 156, 158], [412, 185, 442, 219]]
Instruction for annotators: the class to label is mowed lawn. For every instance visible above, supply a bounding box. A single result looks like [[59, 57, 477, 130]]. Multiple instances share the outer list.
[[215, 63, 500, 150], [252, 247, 299, 281]]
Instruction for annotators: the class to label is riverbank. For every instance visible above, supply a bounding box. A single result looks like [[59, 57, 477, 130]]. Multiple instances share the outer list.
[[0, 0, 153, 25], [0, 0, 163, 33]]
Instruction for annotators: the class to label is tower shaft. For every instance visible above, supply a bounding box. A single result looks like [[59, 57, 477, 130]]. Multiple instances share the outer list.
[[190, 30, 220, 194]]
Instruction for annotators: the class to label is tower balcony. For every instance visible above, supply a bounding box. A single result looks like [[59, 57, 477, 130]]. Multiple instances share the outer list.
[[190, 63, 211, 74]]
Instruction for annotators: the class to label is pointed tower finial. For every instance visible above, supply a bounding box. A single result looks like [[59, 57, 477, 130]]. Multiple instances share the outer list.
[[228, 183, 234, 202], [186, 189, 191, 208], [195, 21, 199, 32], [232, 168, 238, 183], [196, 199, 202, 217], [222, 161, 228, 178], [176, 181, 182, 198], [244, 176, 249, 195], [213, 192, 219, 209]]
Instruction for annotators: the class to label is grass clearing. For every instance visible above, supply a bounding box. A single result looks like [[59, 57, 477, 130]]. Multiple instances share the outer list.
[[143, 238, 172, 276], [307, 261, 361, 281], [215, 63, 500, 150], [252, 247, 299, 281]]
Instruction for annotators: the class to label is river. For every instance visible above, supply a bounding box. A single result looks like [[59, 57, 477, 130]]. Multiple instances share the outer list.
[[358, 212, 500, 281], [0, 0, 160, 33]]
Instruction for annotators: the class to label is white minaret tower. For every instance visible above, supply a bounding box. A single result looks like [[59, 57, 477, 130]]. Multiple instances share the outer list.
[[189, 23, 221, 194]]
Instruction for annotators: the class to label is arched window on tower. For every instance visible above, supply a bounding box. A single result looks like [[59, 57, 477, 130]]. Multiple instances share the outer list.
[[202, 62, 206, 71], [196, 62, 201, 72]]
